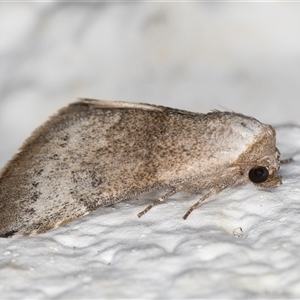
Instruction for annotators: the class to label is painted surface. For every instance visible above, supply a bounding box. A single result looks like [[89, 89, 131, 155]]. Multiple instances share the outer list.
[[1, 3, 300, 298]]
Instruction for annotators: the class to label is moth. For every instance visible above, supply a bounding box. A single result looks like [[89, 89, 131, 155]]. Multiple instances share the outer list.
[[0, 99, 282, 237]]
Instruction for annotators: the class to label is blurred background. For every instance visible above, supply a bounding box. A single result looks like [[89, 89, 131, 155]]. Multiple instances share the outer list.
[[1, 2, 300, 169]]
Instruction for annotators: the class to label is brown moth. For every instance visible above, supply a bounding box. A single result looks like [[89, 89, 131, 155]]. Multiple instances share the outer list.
[[0, 99, 282, 237]]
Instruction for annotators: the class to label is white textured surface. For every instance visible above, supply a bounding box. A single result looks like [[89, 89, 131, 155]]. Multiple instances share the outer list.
[[1, 3, 300, 299]]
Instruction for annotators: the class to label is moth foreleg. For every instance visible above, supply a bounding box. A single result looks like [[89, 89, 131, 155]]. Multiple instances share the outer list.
[[182, 188, 220, 220], [280, 158, 293, 164], [137, 187, 178, 218]]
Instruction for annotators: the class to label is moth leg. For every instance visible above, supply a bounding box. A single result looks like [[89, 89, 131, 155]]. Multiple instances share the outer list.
[[137, 187, 178, 218], [280, 158, 293, 164], [183, 188, 220, 220]]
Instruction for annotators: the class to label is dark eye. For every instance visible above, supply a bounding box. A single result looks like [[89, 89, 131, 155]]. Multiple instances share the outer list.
[[248, 166, 269, 183]]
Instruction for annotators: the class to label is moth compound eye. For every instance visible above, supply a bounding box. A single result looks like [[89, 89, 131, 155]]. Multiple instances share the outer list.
[[248, 166, 269, 183]]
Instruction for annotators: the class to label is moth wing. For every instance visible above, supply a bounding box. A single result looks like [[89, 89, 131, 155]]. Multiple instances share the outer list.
[[75, 98, 200, 117], [76, 98, 163, 111]]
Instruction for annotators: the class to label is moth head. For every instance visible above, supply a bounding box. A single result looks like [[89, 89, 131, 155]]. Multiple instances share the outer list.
[[233, 125, 282, 188], [246, 150, 281, 188]]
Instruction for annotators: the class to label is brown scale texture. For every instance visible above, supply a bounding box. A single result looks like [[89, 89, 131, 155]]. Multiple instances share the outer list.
[[0, 99, 281, 237]]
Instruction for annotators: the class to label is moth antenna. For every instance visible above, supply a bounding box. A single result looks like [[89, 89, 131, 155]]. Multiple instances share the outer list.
[[137, 187, 178, 218]]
